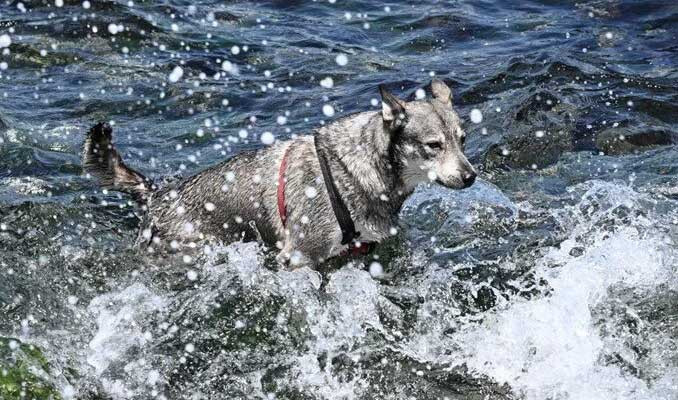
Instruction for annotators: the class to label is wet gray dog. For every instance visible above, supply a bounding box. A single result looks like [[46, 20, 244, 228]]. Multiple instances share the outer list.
[[83, 79, 476, 268]]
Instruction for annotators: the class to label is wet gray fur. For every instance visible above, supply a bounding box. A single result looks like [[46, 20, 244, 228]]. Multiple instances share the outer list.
[[82, 79, 476, 268]]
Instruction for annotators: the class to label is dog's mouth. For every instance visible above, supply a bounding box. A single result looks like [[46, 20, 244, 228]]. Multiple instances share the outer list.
[[435, 177, 475, 190]]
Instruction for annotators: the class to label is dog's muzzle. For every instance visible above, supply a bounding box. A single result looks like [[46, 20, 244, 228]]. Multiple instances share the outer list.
[[436, 170, 476, 189]]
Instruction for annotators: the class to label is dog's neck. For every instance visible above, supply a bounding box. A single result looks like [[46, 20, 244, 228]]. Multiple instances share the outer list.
[[316, 111, 414, 216]]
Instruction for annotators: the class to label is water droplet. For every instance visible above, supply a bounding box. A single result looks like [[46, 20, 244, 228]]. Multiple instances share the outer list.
[[320, 77, 334, 88], [369, 262, 383, 278], [322, 104, 335, 117], [261, 131, 275, 145], [335, 54, 348, 66], [304, 186, 318, 198], [168, 66, 183, 83], [186, 270, 198, 281], [0, 34, 11, 48], [108, 23, 121, 35], [470, 109, 483, 124]]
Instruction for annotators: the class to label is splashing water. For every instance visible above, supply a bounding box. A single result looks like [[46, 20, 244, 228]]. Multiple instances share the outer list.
[[406, 182, 678, 400], [1, 0, 678, 398]]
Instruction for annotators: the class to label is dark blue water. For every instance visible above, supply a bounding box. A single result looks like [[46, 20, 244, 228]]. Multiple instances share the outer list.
[[1, 1, 677, 399]]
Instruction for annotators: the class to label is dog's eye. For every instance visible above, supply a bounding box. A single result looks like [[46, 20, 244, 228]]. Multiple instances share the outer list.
[[425, 141, 443, 150]]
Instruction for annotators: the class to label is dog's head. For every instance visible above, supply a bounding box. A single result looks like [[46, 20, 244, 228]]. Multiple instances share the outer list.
[[380, 79, 476, 191]]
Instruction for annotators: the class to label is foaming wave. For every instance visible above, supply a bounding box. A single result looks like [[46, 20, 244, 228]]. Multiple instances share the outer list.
[[86, 283, 168, 398], [456, 228, 676, 400], [407, 181, 678, 400]]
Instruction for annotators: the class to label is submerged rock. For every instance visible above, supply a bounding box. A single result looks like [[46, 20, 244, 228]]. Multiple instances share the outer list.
[[596, 125, 675, 155], [484, 128, 573, 170], [483, 91, 577, 170], [0, 337, 61, 400]]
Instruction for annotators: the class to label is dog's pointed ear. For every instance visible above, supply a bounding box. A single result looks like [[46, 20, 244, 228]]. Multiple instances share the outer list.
[[431, 79, 452, 106], [379, 85, 407, 129]]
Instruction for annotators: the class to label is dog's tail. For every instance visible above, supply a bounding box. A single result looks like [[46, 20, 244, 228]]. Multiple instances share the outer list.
[[83, 122, 152, 203]]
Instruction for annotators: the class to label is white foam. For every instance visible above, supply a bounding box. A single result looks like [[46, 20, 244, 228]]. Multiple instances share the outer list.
[[198, 243, 379, 398], [410, 181, 678, 400], [456, 229, 674, 399], [285, 266, 382, 398], [87, 283, 167, 377]]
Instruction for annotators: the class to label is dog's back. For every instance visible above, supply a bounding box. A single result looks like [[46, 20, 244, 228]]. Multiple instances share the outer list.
[[143, 144, 288, 245], [84, 123, 315, 249]]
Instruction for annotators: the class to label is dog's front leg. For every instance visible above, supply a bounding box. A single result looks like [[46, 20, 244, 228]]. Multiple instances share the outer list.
[[275, 244, 313, 270]]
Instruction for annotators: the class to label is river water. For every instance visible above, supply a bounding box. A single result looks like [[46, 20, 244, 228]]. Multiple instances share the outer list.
[[0, 1, 677, 399]]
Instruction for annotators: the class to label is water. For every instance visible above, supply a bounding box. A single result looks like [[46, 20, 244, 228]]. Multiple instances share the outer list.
[[0, 0, 677, 399]]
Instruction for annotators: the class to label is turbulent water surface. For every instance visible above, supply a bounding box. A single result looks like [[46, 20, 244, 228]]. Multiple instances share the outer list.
[[1, 0, 678, 399]]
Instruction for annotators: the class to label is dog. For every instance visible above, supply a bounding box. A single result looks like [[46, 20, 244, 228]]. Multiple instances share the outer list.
[[83, 79, 476, 268]]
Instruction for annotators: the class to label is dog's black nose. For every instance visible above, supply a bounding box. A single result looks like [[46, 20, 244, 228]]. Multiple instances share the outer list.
[[462, 171, 476, 187]]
